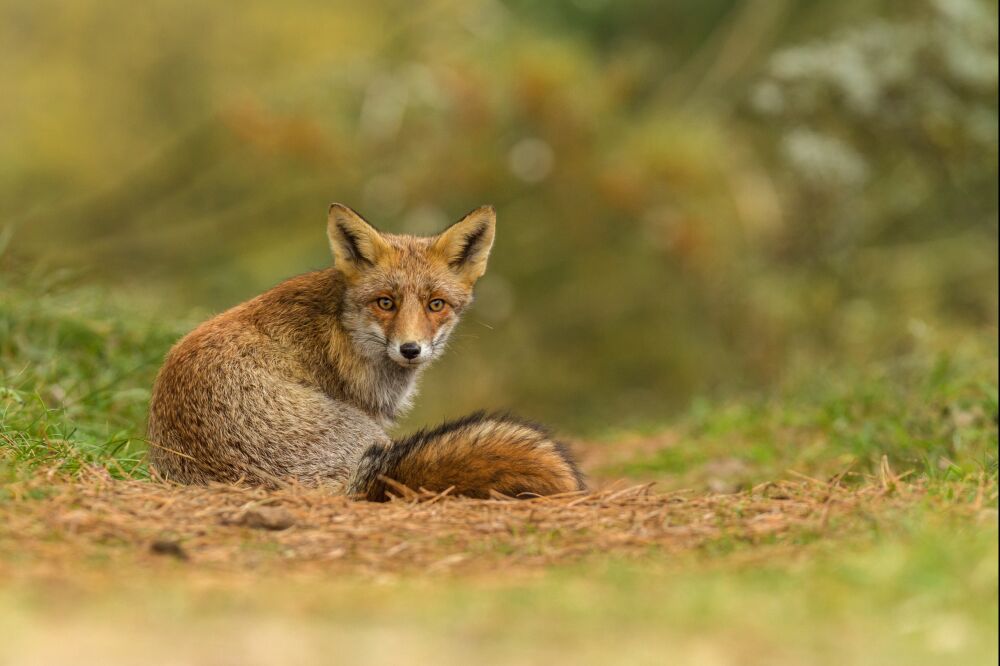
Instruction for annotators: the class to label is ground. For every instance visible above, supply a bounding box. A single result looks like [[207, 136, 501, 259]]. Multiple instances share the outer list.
[[0, 274, 997, 665]]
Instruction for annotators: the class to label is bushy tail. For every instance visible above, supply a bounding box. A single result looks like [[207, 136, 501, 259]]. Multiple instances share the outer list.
[[348, 412, 586, 501]]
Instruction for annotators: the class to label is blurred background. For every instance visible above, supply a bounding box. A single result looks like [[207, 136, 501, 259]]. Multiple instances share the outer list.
[[1, 0, 997, 434]]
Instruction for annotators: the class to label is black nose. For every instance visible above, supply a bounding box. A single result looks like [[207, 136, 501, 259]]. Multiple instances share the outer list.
[[399, 342, 421, 359]]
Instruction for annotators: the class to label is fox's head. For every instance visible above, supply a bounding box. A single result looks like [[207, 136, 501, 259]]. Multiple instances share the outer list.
[[327, 203, 495, 368]]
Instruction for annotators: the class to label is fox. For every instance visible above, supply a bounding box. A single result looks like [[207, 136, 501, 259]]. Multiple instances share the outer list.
[[146, 203, 585, 500]]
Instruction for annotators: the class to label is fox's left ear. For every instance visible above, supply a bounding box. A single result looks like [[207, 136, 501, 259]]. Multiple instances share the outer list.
[[432, 205, 496, 285]]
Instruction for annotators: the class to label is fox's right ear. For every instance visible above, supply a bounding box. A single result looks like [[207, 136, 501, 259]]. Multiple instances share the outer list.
[[327, 204, 390, 277]]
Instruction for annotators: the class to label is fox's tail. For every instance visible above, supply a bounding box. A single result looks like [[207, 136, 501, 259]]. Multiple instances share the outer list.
[[348, 412, 586, 501]]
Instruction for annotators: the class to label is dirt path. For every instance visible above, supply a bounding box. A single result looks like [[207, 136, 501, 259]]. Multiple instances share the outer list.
[[1, 467, 936, 580]]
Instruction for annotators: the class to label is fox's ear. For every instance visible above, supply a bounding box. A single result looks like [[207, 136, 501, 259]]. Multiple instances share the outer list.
[[327, 204, 390, 276], [432, 205, 496, 285]]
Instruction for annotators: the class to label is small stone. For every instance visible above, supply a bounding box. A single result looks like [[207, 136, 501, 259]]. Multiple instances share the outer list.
[[150, 539, 188, 560], [59, 509, 93, 531], [707, 478, 742, 494], [232, 506, 295, 531]]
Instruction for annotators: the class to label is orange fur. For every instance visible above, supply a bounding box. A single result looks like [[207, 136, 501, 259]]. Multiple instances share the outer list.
[[147, 204, 585, 498]]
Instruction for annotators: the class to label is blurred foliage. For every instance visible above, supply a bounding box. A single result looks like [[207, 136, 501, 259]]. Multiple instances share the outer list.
[[1, 0, 997, 431]]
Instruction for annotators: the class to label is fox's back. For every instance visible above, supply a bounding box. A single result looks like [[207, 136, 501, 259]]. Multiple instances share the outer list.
[[149, 269, 341, 414], [146, 270, 388, 487]]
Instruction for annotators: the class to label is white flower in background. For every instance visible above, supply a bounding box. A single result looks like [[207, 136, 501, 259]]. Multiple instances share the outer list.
[[751, 0, 996, 198], [782, 128, 869, 188]]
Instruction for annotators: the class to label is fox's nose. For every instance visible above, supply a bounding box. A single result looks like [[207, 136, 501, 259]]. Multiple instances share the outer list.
[[399, 342, 421, 360]]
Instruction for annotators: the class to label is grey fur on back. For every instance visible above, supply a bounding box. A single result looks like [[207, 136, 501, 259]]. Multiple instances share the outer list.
[[147, 269, 399, 490]]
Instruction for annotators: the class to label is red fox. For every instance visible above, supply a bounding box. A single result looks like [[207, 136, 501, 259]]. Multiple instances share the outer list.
[[147, 204, 585, 499]]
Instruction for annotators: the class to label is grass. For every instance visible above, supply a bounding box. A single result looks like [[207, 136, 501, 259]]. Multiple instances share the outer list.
[[1, 268, 998, 665], [0, 266, 193, 478], [591, 336, 998, 492]]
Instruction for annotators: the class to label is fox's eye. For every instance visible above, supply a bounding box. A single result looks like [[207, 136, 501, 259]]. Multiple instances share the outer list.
[[428, 299, 446, 313], [376, 297, 395, 311]]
